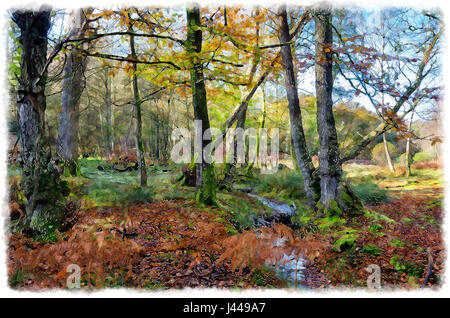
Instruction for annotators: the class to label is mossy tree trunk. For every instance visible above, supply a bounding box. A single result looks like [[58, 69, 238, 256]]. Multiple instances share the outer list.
[[13, 10, 70, 234], [314, 7, 363, 216], [278, 5, 318, 207], [56, 9, 90, 176], [129, 23, 147, 187], [186, 5, 217, 205]]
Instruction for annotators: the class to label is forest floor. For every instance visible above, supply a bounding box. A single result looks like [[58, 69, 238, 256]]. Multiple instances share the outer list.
[[6, 159, 445, 291]]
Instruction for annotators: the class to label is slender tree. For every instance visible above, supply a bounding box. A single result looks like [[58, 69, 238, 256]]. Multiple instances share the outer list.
[[128, 22, 147, 186], [382, 132, 395, 172], [57, 9, 91, 175], [278, 5, 318, 207], [405, 110, 414, 177], [104, 68, 113, 158]]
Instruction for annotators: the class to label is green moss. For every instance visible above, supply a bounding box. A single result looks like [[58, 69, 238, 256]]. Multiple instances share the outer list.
[[361, 244, 383, 256], [196, 164, 218, 206], [33, 229, 60, 243], [402, 217, 412, 224], [364, 209, 396, 224], [426, 200, 442, 209], [368, 224, 383, 234], [315, 215, 346, 231], [340, 191, 353, 205], [225, 227, 238, 235], [333, 232, 358, 252], [324, 200, 342, 217], [29, 201, 66, 235], [390, 238, 406, 247], [390, 255, 425, 278]]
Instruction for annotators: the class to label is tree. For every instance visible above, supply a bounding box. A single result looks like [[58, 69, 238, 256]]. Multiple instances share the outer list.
[[277, 5, 318, 207], [382, 132, 395, 172], [314, 7, 350, 212], [186, 5, 217, 205], [12, 9, 70, 234], [128, 21, 147, 186], [335, 9, 442, 163], [104, 67, 113, 158], [57, 9, 91, 176]]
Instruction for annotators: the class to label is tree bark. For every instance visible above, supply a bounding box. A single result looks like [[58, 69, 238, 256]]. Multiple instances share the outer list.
[[129, 23, 147, 186], [314, 7, 364, 217], [57, 9, 90, 175], [247, 83, 266, 172], [186, 6, 217, 205], [314, 8, 341, 208], [383, 132, 395, 172], [103, 68, 113, 158], [223, 103, 248, 184], [278, 5, 317, 207], [405, 111, 414, 177], [13, 10, 70, 233], [105, 70, 113, 158]]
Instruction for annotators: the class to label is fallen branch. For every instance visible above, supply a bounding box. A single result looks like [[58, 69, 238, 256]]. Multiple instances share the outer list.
[[422, 247, 434, 287]]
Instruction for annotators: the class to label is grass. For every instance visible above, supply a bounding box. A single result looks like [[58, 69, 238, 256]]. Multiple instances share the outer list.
[[351, 182, 388, 205], [9, 268, 30, 288], [253, 169, 306, 204]]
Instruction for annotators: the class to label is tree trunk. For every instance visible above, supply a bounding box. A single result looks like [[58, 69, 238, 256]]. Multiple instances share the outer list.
[[223, 103, 248, 184], [278, 5, 318, 207], [129, 24, 147, 186], [13, 10, 70, 234], [186, 6, 217, 205], [405, 111, 414, 177], [247, 84, 266, 172], [104, 69, 113, 158], [314, 7, 363, 216], [383, 132, 395, 172], [315, 8, 341, 207], [57, 9, 90, 175]]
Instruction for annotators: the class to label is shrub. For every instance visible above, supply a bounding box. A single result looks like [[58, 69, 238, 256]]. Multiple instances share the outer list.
[[351, 182, 388, 205], [413, 152, 433, 163], [371, 142, 400, 166], [397, 153, 407, 165]]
